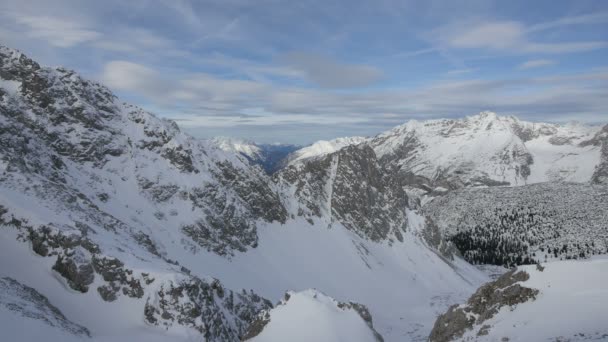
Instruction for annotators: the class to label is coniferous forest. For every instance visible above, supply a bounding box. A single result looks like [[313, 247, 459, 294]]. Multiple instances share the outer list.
[[425, 183, 608, 266]]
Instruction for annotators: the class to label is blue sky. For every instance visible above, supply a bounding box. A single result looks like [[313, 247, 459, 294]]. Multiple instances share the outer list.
[[1, 0, 607, 144]]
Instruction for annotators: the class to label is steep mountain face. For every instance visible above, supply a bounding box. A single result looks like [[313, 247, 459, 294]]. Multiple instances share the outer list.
[[424, 182, 608, 266], [277, 144, 409, 243], [0, 45, 287, 258], [584, 124, 608, 184], [0, 45, 488, 342], [0, 45, 284, 340], [211, 137, 300, 174]]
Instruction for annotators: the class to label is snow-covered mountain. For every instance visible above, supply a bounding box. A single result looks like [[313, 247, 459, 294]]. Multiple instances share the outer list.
[[0, 45, 489, 342], [370, 111, 603, 190], [210, 137, 300, 174], [286, 136, 368, 165], [287, 112, 605, 197]]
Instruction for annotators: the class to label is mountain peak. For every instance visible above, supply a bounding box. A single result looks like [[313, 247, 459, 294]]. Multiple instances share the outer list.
[[475, 111, 498, 120]]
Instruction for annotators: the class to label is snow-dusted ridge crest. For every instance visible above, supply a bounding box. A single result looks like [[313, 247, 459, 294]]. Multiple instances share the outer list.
[[243, 289, 384, 342]]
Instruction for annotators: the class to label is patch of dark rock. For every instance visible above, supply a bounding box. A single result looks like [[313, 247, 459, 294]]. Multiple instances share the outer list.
[[52, 255, 94, 293], [144, 277, 272, 341], [429, 269, 539, 342]]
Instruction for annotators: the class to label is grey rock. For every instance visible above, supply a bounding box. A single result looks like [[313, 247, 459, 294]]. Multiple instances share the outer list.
[[278, 144, 408, 243], [429, 269, 539, 342], [52, 253, 95, 293], [144, 277, 272, 341]]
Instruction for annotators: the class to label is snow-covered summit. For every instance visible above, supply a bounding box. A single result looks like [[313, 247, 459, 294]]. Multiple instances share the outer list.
[[286, 136, 368, 165], [210, 136, 263, 159], [245, 289, 384, 342]]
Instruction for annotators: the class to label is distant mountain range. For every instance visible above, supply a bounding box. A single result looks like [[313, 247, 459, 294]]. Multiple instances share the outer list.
[[289, 111, 606, 192], [210, 136, 300, 174]]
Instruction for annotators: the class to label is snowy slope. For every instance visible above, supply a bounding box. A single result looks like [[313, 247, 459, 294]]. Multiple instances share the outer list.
[[431, 257, 608, 342], [171, 216, 487, 342], [245, 290, 383, 342]]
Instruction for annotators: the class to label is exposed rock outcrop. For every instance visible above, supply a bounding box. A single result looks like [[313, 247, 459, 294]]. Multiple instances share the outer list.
[[278, 144, 408, 243], [429, 269, 538, 342], [144, 277, 272, 341]]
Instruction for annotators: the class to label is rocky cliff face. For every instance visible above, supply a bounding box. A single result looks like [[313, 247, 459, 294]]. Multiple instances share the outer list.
[[584, 124, 608, 184], [0, 45, 286, 339], [0, 45, 287, 258], [429, 259, 608, 342], [277, 144, 408, 243]]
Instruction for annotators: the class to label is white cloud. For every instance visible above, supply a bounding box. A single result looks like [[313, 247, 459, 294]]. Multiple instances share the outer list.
[[518, 59, 556, 69], [433, 17, 608, 54], [528, 12, 608, 32], [449, 21, 525, 50], [282, 52, 383, 88], [15, 15, 100, 47], [101, 61, 164, 94]]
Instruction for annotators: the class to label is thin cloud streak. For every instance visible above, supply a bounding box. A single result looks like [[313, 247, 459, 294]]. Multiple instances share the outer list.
[[518, 59, 556, 69]]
